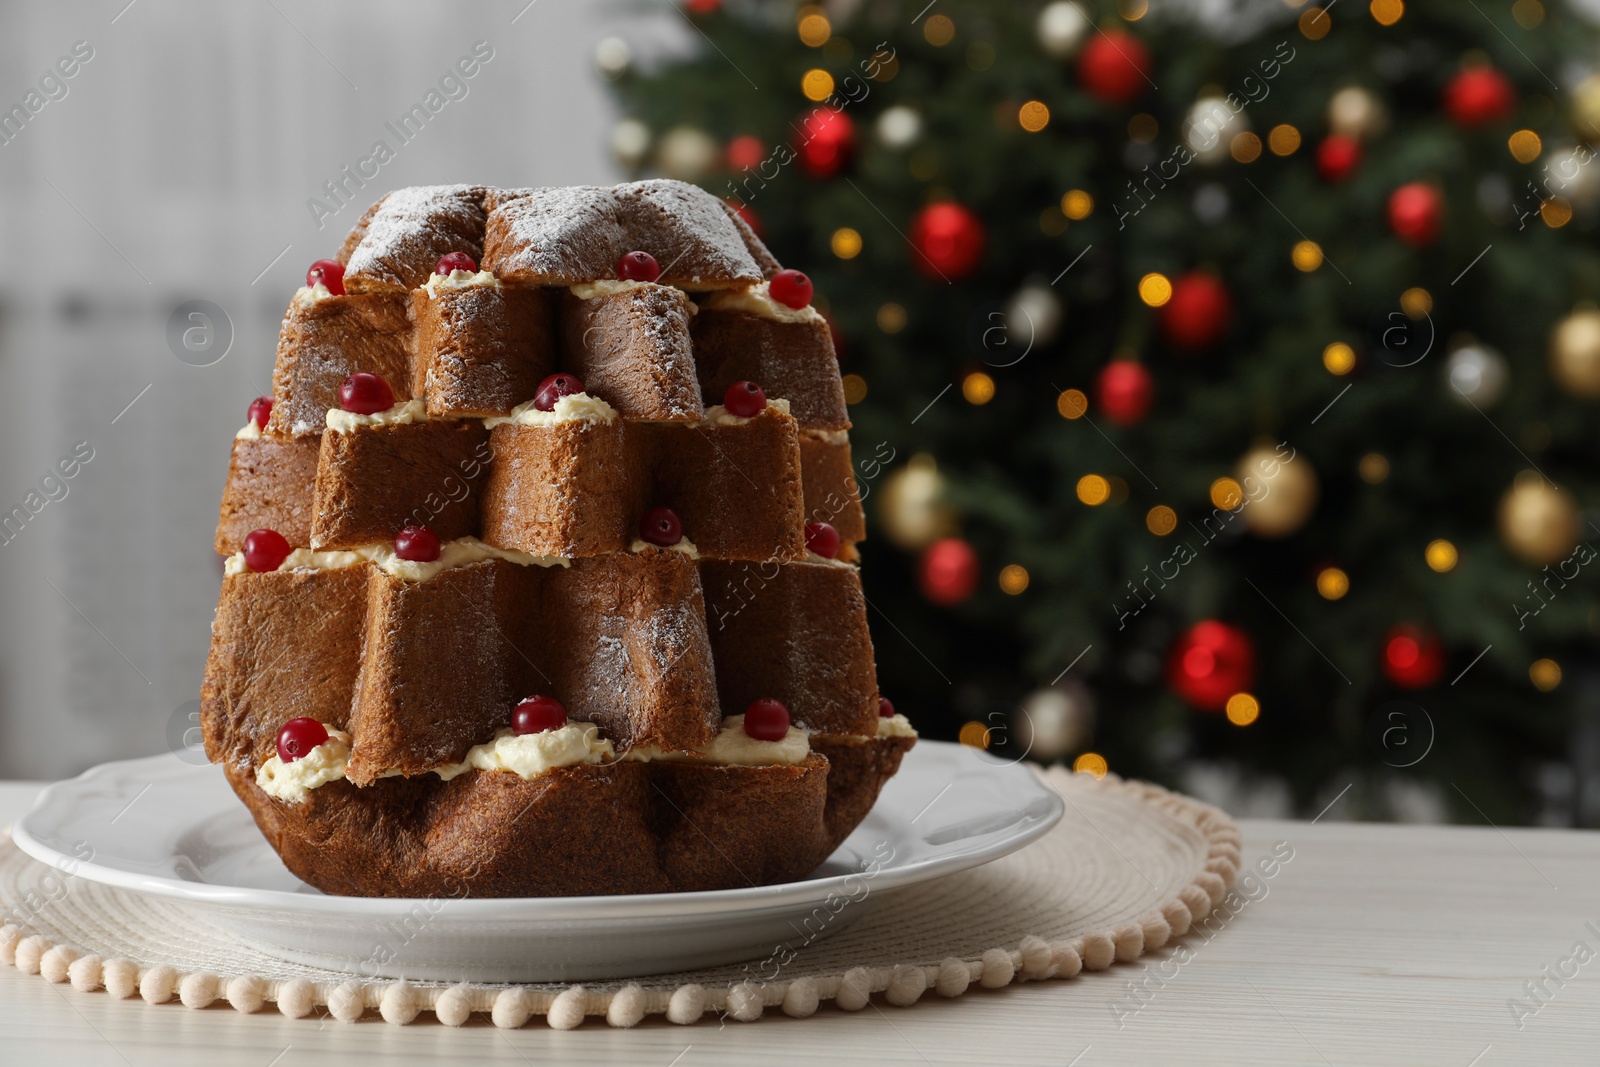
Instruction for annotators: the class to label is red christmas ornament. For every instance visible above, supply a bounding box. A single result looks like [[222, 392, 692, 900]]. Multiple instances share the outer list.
[[1382, 624, 1445, 689], [1095, 361, 1154, 426], [919, 538, 980, 606], [794, 107, 857, 180], [1443, 67, 1515, 128], [1159, 273, 1233, 351], [1388, 183, 1443, 247], [1316, 134, 1362, 182], [685, 0, 720, 13], [1076, 31, 1151, 105], [1167, 621, 1257, 712], [726, 134, 765, 172], [908, 202, 986, 281]]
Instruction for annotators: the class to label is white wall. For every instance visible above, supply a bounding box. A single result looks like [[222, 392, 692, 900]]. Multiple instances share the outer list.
[[0, 0, 680, 778]]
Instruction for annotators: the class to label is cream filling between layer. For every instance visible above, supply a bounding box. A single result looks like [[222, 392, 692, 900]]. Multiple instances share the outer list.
[[699, 281, 825, 325], [326, 397, 427, 434], [621, 714, 810, 767], [423, 269, 501, 297], [235, 420, 264, 441], [876, 713, 917, 739], [630, 537, 701, 559], [483, 392, 619, 429], [703, 398, 791, 427], [224, 536, 568, 580], [800, 427, 850, 445], [255, 723, 613, 804], [291, 282, 336, 308]]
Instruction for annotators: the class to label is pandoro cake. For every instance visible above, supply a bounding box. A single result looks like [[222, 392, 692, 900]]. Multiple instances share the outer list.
[[200, 180, 915, 897]]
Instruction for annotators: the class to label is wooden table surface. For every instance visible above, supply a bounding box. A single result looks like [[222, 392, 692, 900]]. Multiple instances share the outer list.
[[1, 779, 1596, 1066]]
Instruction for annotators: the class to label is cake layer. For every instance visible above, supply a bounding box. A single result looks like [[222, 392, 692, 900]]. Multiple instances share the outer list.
[[215, 434, 322, 555], [268, 293, 413, 436], [200, 551, 877, 775], [691, 307, 849, 430], [220, 735, 912, 896], [413, 283, 556, 417]]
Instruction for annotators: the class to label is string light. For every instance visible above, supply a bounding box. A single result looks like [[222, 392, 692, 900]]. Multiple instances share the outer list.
[[999, 564, 1030, 594], [797, 8, 831, 46], [1139, 273, 1173, 306], [1269, 124, 1302, 155], [1316, 567, 1350, 600], [1210, 477, 1244, 510], [1231, 132, 1263, 163], [1360, 453, 1389, 484], [1530, 658, 1562, 691], [958, 721, 992, 748], [1146, 505, 1177, 535], [877, 302, 907, 333], [1425, 539, 1458, 572], [923, 14, 956, 46], [1323, 342, 1356, 375], [802, 69, 834, 102], [1508, 129, 1542, 163], [841, 374, 867, 404], [830, 226, 863, 259], [1019, 100, 1051, 132], [1293, 240, 1324, 271], [1225, 692, 1260, 726], [1061, 190, 1093, 219], [1369, 0, 1404, 26], [1077, 474, 1111, 506], [1073, 752, 1108, 778], [1057, 388, 1088, 419], [962, 371, 996, 404]]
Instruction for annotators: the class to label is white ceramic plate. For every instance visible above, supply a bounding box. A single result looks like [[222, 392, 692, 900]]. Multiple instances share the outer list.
[[13, 740, 1061, 983]]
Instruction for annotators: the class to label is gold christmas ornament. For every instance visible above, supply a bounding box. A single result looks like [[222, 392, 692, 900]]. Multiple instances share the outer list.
[[1328, 86, 1387, 140], [1549, 308, 1600, 397], [1498, 472, 1580, 566], [1237, 443, 1318, 538], [1571, 74, 1600, 142], [878, 454, 957, 551], [1013, 680, 1095, 762]]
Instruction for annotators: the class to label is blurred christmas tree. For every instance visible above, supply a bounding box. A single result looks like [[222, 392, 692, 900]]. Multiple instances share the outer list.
[[610, 0, 1600, 823]]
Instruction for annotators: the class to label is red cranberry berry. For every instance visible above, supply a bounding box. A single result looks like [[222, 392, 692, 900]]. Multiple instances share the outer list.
[[435, 251, 477, 275], [639, 506, 684, 547], [804, 521, 841, 560], [743, 698, 791, 741], [879, 696, 896, 718], [533, 373, 585, 412], [722, 380, 767, 418], [768, 268, 813, 309], [242, 529, 293, 573], [512, 695, 568, 735], [247, 395, 273, 428], [307, 259, 345, 296], [276, 718, 329, 763], [617, 250, 661, 283], [394, 525, 441, 563], [339, 372, 394, 415]]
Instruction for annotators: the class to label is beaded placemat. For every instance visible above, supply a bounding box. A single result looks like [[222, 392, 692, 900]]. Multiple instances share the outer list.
[[0, 769, 1239, 1029]]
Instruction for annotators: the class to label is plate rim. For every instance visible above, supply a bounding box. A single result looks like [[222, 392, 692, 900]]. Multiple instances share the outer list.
[[11, 741, 1063, 921]]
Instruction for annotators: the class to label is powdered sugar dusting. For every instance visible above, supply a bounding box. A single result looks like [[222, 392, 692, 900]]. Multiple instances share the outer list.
[[343, 185, 486, 293], [614, 180, 762, 289], [484, 186, 626, 284]]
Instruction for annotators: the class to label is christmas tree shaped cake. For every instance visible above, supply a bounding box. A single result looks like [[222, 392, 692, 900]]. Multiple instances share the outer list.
[[201, 181, 916, 897]]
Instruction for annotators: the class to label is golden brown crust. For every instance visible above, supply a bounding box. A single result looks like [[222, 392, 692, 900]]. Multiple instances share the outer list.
[[798, 435, 867, 547], [311, 421, 489, 549], [268, 294, 413, 437], [220, 743, 905, 897], [412, 286, 555, 417], [215, 435, 320, 555], [691, 309, 849, 431], [559, 286, 702, 421]]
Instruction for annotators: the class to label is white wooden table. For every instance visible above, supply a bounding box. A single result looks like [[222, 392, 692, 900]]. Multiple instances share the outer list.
[[1, 780, 1595, 1066]]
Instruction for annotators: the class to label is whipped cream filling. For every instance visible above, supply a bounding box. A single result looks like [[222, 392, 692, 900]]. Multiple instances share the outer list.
[[256, 728, 354, 803], [570, 278, 674, 301], [326, 397, 427, 434], [801, 427, 850, 445], [483, 392, 619, 429], [630, 537, 701, 559], [255, 723, 612, 804], [876, 713, 917, 739], [623, 714, 810, 767], [805, 550, 854, 569], [704, 397, 791, 427], [291, 282, 336, 308], [700, 281, 825, 325], [235, 420, 264, 441], [224, 536, 567, 580], [423, 268, 501, 297]]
